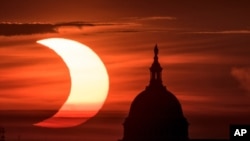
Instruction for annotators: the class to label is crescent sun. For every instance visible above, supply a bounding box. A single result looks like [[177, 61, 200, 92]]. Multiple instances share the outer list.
[[34, 38, 109, 128]]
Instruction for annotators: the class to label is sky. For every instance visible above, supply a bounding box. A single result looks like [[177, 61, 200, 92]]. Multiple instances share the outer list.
[[0, 0, 250, 140]]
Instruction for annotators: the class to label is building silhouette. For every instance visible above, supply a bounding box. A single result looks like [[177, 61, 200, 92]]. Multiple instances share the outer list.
[[120, 45, 189, 141]]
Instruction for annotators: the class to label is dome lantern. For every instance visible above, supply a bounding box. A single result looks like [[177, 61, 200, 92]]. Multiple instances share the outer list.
[[149, 44, 163, 86]]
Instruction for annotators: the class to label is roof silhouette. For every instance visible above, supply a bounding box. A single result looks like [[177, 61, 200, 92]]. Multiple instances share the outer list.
[[120, 45, 189, 141]]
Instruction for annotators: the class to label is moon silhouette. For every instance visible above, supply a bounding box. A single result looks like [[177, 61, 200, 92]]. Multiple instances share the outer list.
[[34, 38, 109, 128]]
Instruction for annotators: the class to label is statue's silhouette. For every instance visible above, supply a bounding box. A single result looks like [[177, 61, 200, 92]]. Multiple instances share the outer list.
[[120, 45, 189, 141]]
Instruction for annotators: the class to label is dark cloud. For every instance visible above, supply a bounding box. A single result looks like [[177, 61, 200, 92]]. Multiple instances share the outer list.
[[0, 23, 57, 36], [0, 21, 122, 36], [124, 16, 177, 21], [55, 21, 121, 27]]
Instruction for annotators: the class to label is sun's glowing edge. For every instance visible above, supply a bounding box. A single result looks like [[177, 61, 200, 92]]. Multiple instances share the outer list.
[[33, 38, 109, 128]]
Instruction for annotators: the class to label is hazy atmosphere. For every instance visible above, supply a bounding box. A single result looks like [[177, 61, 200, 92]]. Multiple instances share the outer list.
[[0, 0, 250, 141]]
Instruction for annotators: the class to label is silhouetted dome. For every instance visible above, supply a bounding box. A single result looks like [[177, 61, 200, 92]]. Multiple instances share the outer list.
[[121, 45, 189, 141], [129, 86, 184, 119]]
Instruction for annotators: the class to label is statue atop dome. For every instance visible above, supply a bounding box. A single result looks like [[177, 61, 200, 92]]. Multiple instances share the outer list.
[[154, 45, 159, 56], [120, 45, 189, 141], [149, 44, 163, 87]]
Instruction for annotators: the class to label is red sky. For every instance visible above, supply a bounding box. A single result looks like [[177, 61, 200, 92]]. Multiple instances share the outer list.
[[0, 0, 250, 140]]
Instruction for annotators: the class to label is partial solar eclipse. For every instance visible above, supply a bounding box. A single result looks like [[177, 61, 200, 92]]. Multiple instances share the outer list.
[[34, 38, 109, 128]]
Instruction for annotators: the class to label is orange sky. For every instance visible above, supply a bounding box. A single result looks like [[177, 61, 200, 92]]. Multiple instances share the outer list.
[[0, 0, 250, 140]]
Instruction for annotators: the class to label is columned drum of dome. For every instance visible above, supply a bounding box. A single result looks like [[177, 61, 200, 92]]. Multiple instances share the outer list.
[[120, 45, 189, 141]]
